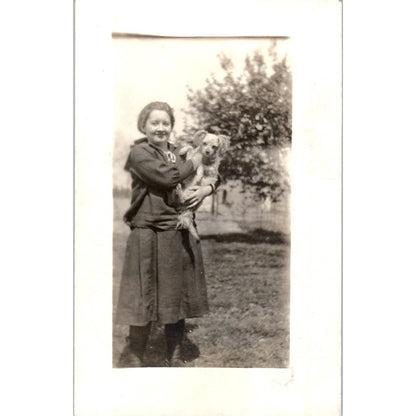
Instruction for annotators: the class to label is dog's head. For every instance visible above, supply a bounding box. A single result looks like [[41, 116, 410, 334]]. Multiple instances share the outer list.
[[193, 130, 230, 159]]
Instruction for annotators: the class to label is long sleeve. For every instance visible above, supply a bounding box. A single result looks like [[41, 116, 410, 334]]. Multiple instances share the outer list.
[[127, 143, 195, 189]]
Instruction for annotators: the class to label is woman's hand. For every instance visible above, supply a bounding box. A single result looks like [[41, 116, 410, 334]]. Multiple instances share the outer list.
[[184, 185, 212, 209]]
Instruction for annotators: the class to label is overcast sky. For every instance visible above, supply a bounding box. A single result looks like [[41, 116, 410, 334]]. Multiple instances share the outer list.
[[113, 37, 290, 140]]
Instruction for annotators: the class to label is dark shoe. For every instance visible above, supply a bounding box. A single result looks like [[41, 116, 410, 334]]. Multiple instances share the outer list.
[[118, 345, 145, 368], [180, 335, 200, 363], [166, 347, 185, 367]]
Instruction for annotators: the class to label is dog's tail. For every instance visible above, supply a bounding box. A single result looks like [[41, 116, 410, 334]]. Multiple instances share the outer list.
[[176, 210, 200, 242]]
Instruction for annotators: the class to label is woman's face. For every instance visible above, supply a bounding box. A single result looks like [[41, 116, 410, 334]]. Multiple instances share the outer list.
[[144, 110, 172, 149]]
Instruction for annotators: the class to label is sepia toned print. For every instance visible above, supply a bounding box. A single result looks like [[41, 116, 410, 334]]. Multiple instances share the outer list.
[[112, 36, 292, 368], [75, 1, 341, 414]]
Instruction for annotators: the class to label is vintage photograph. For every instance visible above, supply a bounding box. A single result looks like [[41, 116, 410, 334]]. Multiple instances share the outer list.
[[75, 1, 341, 413], [111, 35, 292, 368]]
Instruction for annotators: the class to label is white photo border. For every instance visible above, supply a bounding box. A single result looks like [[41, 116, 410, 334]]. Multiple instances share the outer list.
[[75, 1, 341, 415]]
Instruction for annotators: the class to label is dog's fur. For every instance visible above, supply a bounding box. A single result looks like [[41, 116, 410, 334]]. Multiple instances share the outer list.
[[176, 130, 230, 241]]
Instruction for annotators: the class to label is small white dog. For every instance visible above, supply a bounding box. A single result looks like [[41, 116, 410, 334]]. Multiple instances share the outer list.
[[176, 130, 230, 241]]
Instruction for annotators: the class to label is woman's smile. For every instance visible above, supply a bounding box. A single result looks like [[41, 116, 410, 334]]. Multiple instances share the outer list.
[[144, 110, 172, 149]]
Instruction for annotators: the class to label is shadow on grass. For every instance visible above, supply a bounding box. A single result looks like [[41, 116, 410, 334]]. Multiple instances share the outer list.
[[201, 229, 290, 245]]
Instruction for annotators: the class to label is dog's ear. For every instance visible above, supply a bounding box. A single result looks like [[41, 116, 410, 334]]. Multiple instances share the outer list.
[[218, 135, 230, 156], [193, 130, 208, 147]]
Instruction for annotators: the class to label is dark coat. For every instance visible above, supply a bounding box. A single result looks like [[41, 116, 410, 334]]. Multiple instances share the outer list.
[[116, 138, 209, 326], [123, 138, 195, 229]]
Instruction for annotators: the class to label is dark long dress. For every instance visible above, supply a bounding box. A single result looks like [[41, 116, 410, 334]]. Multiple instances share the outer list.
[[115, 138, 209, 326]]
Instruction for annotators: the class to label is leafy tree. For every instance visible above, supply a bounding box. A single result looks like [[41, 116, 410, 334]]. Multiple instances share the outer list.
[[184, 42, 291, 201]]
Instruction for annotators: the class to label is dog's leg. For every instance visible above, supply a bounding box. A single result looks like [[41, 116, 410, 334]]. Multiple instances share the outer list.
[[188, 224, 200, 242], [176, 183, 185, 204], [176, 210, 200, 241], [193, 165, 204, 186]]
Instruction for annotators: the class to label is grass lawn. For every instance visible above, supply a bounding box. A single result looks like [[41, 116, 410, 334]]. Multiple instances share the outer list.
[[113, 197, 290, 368]]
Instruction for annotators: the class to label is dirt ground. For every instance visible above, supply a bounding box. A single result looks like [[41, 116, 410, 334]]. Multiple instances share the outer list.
[[112, 196, 290, 368]]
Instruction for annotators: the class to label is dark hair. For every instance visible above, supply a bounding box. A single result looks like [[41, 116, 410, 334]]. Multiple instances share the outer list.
[[137, 101, 175, 134]]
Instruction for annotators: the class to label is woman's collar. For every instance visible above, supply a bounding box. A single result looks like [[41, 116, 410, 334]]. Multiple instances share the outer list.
[[134, 137, 177, 152], [148, 140, 176, 152]]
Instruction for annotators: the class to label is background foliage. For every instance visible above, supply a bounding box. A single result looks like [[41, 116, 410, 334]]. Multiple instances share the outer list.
[[184, 41, 292, 201]]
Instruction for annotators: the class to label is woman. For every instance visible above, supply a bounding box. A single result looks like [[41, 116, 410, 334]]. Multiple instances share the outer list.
[[115, 101, 217, 367]]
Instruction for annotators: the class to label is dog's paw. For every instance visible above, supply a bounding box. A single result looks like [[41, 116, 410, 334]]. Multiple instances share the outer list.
[[178, 145, 193, 156]]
